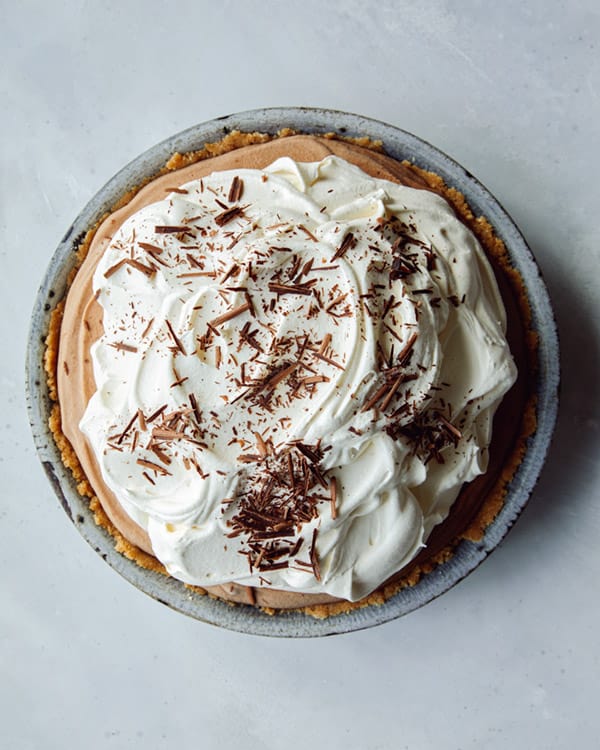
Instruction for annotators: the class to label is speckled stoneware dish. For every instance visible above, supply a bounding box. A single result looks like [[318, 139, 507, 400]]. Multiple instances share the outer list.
[[27, 107, 559, 637]]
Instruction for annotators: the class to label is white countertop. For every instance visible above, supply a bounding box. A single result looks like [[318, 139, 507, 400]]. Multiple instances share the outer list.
[[3, 1, 599, 747]]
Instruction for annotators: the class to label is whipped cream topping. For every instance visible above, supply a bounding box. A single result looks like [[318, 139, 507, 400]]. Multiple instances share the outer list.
[[80, 155, 517, 601]]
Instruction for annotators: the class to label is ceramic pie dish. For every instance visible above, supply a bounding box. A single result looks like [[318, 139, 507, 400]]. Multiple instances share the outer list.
[[26, 108, 559, 636]]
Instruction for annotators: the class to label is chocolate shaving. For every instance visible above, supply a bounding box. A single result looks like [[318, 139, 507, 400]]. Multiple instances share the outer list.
[[361, 381, 391, 413], [397, 332, 418, 365], [154, 225, 191, 234], [390, 255, 418, 280], [301, 375, 330, 385], [425, 249, 437, 270], [254, 432, 268, 458], [103, 259, 128, 278], [170, 375, 189, 388], [150, 445, 172, 466], [116, 413, 138, 445], [329, 477, 338, 520], [259, 561, 289, 572], [294, 442, 321, 464], [268, 281, 315, 297], [146, 404, 167, 424], [136, 458, 171, 476], [309, 350, 345, 371], [178, 272, 214, 278], [310, 527, 321, 581], [214, 206, 244, 227], [438, 414, 462, 443], [382, 295, 396, 320], [189, 393, 202, 425], [332, 232, 356, 260], [151, 427, 185, 440], [237, 453, 263, 464], [298, 224, 318, 242], [219, 263, 239, 284], [318, 333, 332, 356], [383, 322, 404, 344], [209, 301, 251, 328], [325, 293, 347, 312], [141, 318, 154, 338], [138, 242, 164, 256], [109, 342, 138, 353], [271, 361, 299, 386], [228, 176, 244, 203], [125, 258, 156, 278], [379, 374, 404, 412], [165, 320, 186, 355]]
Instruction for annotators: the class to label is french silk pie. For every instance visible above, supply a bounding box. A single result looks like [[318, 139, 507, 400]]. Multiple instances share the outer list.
[[45, 131, 536, 617]]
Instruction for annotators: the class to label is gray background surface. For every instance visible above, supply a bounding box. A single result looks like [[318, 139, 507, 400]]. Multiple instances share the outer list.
[[2, 1, 599, 747]]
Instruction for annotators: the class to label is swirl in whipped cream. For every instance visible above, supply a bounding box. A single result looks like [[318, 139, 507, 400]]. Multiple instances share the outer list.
[[80, 155, 517, 601]]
